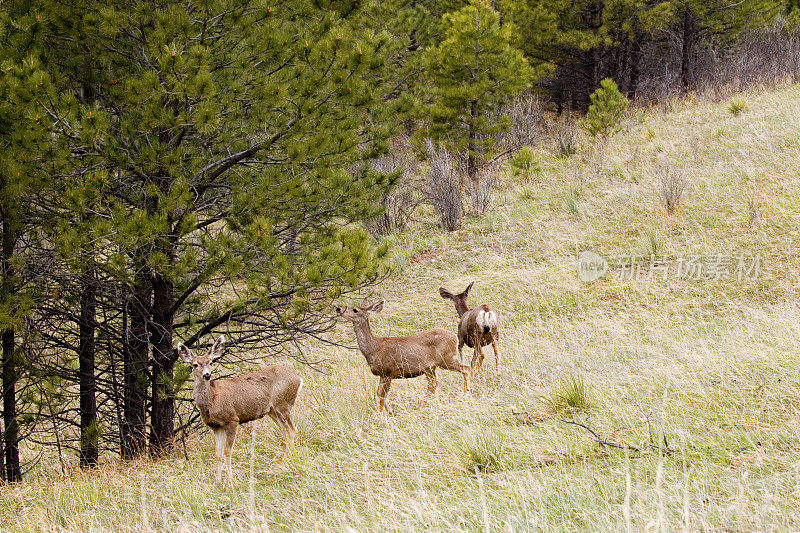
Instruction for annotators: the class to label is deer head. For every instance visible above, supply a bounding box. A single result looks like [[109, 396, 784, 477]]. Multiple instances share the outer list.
[[335, 300, 384, 324], [439, 282, 474, 317], [178, 335, 226, 381]]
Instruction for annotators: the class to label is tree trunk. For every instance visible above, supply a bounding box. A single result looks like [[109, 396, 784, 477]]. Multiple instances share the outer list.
[[680, 8, 696, 93], [555, 86, 564, 116], [148, 273, 174, 457], [1, 221, 21, 482], [466, 99, 484, 215], [628, 29, 642, 100], [2, 328, 19, 482], [587, 0, 603, 109], [0, 415, 4, 482], [467, 99, 478, 185], [79, 267, 99, 468], [122, 270, 150, 460]]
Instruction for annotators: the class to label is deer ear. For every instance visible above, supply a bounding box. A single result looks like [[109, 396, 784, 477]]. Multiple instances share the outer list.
[[463, 282, 474, 297], [439, 287, 454, 299], [209, 335, 225, 362], [369, 300, 384, 313], [177, 344, 193, 363]]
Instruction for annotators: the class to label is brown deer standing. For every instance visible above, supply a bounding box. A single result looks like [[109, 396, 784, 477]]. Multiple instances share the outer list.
[[336, 300, 471, 412], [177, 335, 303, 482], [439, 282, 501, 371]]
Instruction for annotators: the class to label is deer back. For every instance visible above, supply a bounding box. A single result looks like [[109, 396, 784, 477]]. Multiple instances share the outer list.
[[369, 328, 458, 378], [206, 365, 302, 425]]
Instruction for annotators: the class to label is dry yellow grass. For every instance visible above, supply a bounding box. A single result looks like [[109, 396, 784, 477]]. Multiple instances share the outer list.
[[4, 82, 800, 531]]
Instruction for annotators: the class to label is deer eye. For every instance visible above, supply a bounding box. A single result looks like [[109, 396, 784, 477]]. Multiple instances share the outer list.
[[193, 363, 198, 368], [354, 309, 360, 313]]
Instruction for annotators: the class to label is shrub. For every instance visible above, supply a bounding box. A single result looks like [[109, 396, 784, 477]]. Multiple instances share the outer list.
[[425, 140, 462, 231], [469, 166, 497, 216], [556, 125, 578, 157], [508, 147, 541, 181], [366, 155, 419, 236], [585, 78, 629, 137], [505, 94, 545, 148]]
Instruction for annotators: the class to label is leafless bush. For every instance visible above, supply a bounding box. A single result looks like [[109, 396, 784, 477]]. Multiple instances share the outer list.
[[697, 23, 800, 96], [366, 154, 420, 236], [468, 165, 498, 216], [554, 120, 578, 157], [504, 93, 546, 149], [659, 168, 688, 214], [636, 20, 800, 104], [425, 140, 462, 231]]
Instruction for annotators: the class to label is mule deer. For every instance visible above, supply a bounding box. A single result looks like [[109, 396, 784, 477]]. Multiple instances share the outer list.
[[439, 282, 501, 371], [336, 300, 471, 412], [177, 335, 303, 482]]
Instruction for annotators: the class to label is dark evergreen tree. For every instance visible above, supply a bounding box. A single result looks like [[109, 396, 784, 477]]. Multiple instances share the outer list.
[[641, 0, 783, 92], [0, 7, 58, 481]]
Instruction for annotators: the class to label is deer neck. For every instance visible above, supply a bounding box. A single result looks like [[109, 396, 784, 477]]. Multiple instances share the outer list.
[[193, 377, 214, 410], [352, 319, 380, 364], [454, 300, 471, 317]]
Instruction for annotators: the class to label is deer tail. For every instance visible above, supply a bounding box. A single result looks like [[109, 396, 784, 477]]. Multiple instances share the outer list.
[[476, 309, 498, 334], [484, 310, 498, 332]]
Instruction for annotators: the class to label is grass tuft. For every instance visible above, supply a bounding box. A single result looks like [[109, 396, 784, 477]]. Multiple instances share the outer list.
[[453, 426, 510, 473], [565, 186, 581, 216], [544, 375, 592, 415], [727, 98, 748, 115]]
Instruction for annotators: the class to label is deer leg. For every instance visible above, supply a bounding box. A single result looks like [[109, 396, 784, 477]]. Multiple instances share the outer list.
[[458, 339, 465, 363], [377, 377, 393, 413], [442, 357, 471, 393], [424, 369, 438, 399], [213, 428, 227, 483], [492, 339, 500, 368], [223, 422, 238, 484]]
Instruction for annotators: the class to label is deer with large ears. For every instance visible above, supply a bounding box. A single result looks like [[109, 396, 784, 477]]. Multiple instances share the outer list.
[[336, 299, 471, 412], [439, 282, 501, 371], [177, 335, 303, 483]]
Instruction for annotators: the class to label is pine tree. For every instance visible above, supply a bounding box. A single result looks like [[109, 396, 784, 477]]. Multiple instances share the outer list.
[[421, 0, 534, 195], [585, 78, 629, 137], [0, 7, 58, 481], [37, 0, 397, 456]]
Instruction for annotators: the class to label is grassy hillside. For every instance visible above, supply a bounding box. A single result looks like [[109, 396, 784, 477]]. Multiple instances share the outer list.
[[4, 83, 800, 531]]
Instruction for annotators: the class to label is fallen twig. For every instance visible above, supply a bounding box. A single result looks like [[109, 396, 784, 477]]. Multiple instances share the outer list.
[[561, 418, 640, 453]]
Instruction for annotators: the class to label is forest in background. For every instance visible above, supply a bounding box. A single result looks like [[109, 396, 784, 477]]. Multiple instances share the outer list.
[[1, 0, 799, 482]]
